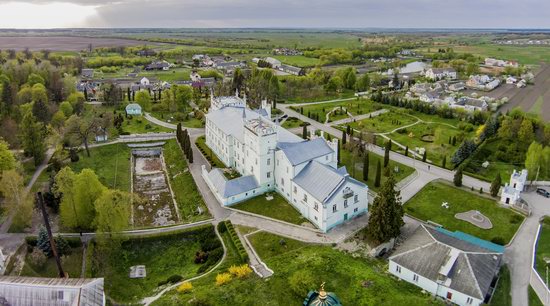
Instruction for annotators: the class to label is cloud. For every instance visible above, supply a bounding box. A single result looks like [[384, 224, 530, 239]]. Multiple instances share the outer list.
[[3, 0, 550, 28]]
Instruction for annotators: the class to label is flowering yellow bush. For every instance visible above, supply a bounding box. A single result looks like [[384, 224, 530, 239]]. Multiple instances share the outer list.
[[177, 282, 193, 293], [215, 273, 232, 286], [228, 264, 253, 278]]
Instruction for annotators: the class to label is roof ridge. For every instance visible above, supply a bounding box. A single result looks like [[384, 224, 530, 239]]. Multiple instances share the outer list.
[[389, 240, 437, 261], [463, 253, 484, 299]]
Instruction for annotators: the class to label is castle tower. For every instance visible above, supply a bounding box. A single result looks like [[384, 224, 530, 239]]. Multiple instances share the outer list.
[[243, 118, 277, 188]]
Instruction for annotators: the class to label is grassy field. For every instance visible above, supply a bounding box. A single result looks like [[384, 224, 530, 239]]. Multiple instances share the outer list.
[[69, 143, 132, 191], [150, 112, 204, 128], [405, 181, 524, 244], [93, 226, 222, 304], [273, 55, 320, 67], [345, 111, 417, 134], [451, 44, 550, 66], [152, 231, 441, 305], [338, 146, 416, 193], [291, 99, 381, 123], [163, 139, 210, 222], [122, 115, 172, 134], [232, 193, 311, 226], [100, 67, 193, 82], [535, 218, 550, 280], [21, 246, 83, 278], [283, 90, 356, 104], [281, 117, 307, 129], [490, 265, 511, 306]]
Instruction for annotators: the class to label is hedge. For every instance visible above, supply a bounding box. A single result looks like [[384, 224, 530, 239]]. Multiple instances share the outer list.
[[224, 220, 249, 263]]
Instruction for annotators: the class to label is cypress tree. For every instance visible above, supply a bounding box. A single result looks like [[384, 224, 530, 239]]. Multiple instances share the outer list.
[[442, 155, 447, 169], [302, 125, 308, 139], [490, 173, 501, 197], [454, 167, 463, 187], [342, 130, 347, 145], [346, 125, 351, 135], [188, 136, 194, 163], [384, 140, 391, 167], [366, 173, 404, 244], [83, 89, 88, 101], [448, 136, 451, 144], [127, 87, 131, 101], [422, 150, 427, 162], [337, 141, 341, 165], [374, 160, 382, 187], [452, 136, 457, 146], [363, 152, 369, 181], [404, 146, 408, 157]]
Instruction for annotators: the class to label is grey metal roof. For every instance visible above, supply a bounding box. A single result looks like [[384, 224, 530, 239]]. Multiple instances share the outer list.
[[126, 103, 142, 111], [277, 138, 334, 166], [389, 225, 502, 300], [207, 169, 259, 198]]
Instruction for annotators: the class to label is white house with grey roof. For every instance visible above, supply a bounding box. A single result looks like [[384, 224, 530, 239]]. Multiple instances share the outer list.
[[202, 92, 368, 232], [389, 225, 503, 306]]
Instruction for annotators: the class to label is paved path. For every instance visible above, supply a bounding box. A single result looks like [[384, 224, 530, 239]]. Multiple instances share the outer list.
[[286, 97, 356, 107], [144, 113, 177, 130], [330, 108, 388, 126]]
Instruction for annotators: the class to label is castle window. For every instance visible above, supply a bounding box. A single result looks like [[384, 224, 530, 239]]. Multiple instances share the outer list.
[[303, 194, 308, 202], [267, 158, 271, 165], [344, 200, 348, 208], [293, 186, 297, 194], [332, 204, 337, 213], [354, 208, 358, 213], [267, 172, 271, 178], [314, 203, 319, 211], [354, 195, 359, 203]]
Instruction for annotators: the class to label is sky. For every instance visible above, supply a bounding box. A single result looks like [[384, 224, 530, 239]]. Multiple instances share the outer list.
[[0, 0, 550, 29]]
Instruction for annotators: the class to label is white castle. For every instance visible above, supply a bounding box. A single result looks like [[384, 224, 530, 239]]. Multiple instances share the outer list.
[[500, 169, 528, 205], [201, 91, 368, 232]]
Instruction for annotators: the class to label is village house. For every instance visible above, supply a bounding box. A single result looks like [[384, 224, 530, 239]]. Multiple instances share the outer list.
[[272, 48, 303, 56], [279, 64, 304, 76], [466, 75, 501, 91], [145, 60, 172, 71], [389, 225, 503, 306], [450, 97, 489, 112], [265, 57, 282, 69], [81, 68, 94, 79], [201, 92, 368, 232], [425, 68, 457, 80], [484, 58, 519, 68]]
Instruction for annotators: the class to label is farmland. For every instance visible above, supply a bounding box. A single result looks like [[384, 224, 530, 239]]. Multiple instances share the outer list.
[[0, 36, 145, 51]]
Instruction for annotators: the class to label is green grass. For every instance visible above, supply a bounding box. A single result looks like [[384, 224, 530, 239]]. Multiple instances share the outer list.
[[338, 146, 415, 193], [232, 193, 311, 226], [122, 115, 172, 134], [152, 231, 441, 305], [451, 44, 550, 66], [283, 90, 356, 104], [405, 181, 524, 244], [291, 99, 381, 123], [530, 285, 544, 306], [272, 55, 320, 67], [94, 225, 221, 304], [163, 139, 210, 222], [345, 111, 417, 134], [69, 143, 132, 191], [21, 247, 83, 278], [281, 117, 306, 129], [195, 135, 226, 168], [150, 112, 204, 128], [535, 218, 550, 280], [490, 265, 511, 306]]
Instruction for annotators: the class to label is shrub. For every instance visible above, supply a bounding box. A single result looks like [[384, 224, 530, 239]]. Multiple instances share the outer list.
[[228, 264, 253, 278], [215, 273, 232, 286], [225, 221, 249, 263], [145, 124, 152, 130], [194, 251, 208, 264], [28, 248, 47, 268], [197, 247, 223, 273], [177, 282, 193, 293], [288, 270, 316, 297], [491, 237, 505, 245], [217, 221, 227, 233], [510, 214, 523, 224], [158, 274, 183, 286]]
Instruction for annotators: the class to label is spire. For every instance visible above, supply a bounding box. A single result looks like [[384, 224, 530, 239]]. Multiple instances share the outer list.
[[235, 88, 239, 97], [318, 282, 327, 300]]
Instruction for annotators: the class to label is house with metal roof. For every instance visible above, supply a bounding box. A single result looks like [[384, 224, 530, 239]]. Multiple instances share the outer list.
[[201, 92, 368, 232], [0, 276, 105, 306], [389, 225, 503, 306]]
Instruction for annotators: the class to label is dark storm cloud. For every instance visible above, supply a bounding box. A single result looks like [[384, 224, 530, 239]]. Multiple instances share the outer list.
[[9, 0, 550, 28]]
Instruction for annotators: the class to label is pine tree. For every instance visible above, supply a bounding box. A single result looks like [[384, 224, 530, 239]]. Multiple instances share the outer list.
[[366, 173, 404, 244], [454, 167, 463, 187], [384, 140, 391, 167], [37, 226, 52, 257], [302, 125, 308, 139], [342, 130, 347, 145], [452, 136, 457, 146], [490, 173, 501, 197], [374, 160, 382, 187], [363, 152, 370, 181], [422, 150, 427, 162], [188, 139, 194, 163], [448, 136, 451, 144], [346, 125, 351, 135], [442, 155, 447, 169], [404, 146, 408, 157], [337, 142, 341, 165]]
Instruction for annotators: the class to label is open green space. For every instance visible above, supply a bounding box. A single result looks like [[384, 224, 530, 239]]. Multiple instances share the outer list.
[[121, 115, 172, 134], [99, 67, 193, 82], [91, 225, 222, 304], [283, 90, 356, 104], [232, 193, 311, 226], [150, 111, 204, 128], [272, 55, 320, 67], [291, 99, 381, 123], [338, 146, 415, 193], [21, 246, 83, 278], [535, 218, 550, 280], [152, 231, 440, 305], [195, 135, 226, 168], [281, 116, 307, 129], [69, 143, 132, 191], [490, 265, 511, 306], [405, 181, 524, 244], [451, 44, 550, 66], [163, 139, 210, 222], [345, 111, 417, 134]]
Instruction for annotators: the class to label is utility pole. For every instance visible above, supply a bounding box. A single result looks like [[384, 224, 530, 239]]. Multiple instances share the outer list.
[[37, 192, 66, 278]]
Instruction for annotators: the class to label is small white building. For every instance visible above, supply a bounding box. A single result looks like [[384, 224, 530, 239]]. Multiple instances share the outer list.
[[425, 68, 457, 80], [501, 169, 528, 205], [389, 225, 503, 306], [140, 77, 150, 87], [265, 57, 282, 69]]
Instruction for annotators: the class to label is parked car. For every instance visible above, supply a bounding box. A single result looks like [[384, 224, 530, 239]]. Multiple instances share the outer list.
[[536, 188, 550, 198]]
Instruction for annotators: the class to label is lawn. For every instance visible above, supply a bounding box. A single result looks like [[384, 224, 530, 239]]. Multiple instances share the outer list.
[[283, 90, 356, 104], [195, 135, 226, 168], [163, 139, 210, 222], [69, 143, 132, 191], [490, 265, 511, 306], [272, 55, 320, 67], [232, 193, 311, 226], [345, 111, 417, 134], [21, 243, 83, 278], [152, 231, 441, 305], [338, 146, 416, 193], [535, 218, 550, 280], [91, 225, 222, 304], [291, 99, 381, 123], [281, 116, 307, 129], [404, 181, 524, 244], [122, 115, 172, 134], [150, 111, 204, 128], [452, 44, 550, 66]]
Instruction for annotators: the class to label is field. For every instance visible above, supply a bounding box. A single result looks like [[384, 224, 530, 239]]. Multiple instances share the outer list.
[[405, 181, 524, 244], [232, 193, 311, 226], [345, 111, 417, 134], [291, 99, 381, 123], [451, 44, 550, 66], [152, 231, 441, 305], [273, 55, 320, 67], [0, 36, 145, 51]]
